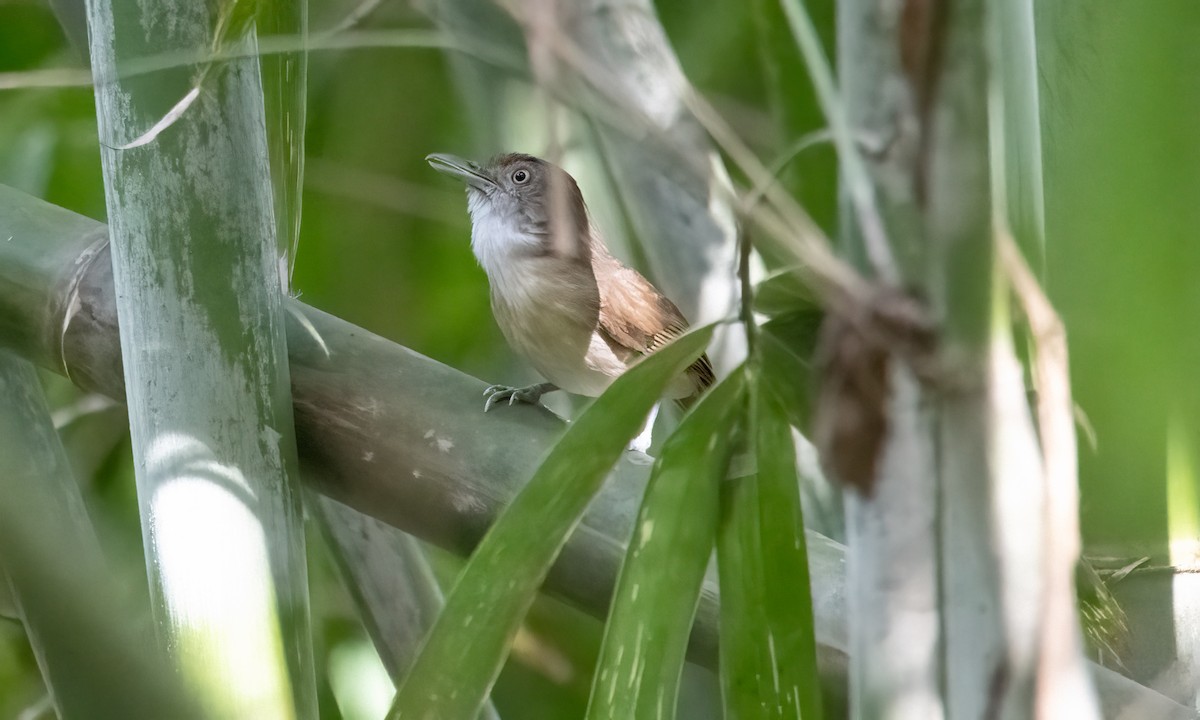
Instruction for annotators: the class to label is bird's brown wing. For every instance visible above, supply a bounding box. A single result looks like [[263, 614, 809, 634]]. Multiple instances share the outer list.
[[592, 248, 716, 391]]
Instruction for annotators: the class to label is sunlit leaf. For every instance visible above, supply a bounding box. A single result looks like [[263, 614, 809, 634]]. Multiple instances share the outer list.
[[718, 366, 823, 720], [586, 369, 746, 720], [387, 326, 715, 720]]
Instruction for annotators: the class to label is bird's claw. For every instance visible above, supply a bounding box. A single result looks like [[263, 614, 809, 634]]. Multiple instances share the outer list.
[[482, 384, 544, 412]]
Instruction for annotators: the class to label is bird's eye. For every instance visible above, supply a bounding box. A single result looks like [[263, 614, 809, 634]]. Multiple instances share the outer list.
[[511, 169, 529, 184]]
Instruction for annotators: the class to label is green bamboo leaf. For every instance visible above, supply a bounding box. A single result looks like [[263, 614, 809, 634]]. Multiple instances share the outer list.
[[387, 325, 715, 720], [718, 368, 823, 720], [759, 310, 822, 430], [754, 268, 819, 317], [748, 0, 837, 230], [586, 369, 747, 720]]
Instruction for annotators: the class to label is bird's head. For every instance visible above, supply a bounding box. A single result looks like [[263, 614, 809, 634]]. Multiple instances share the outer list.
[[427, 152, 590, 259]]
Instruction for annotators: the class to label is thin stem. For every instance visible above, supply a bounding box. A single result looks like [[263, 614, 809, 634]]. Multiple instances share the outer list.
[[738, 226, 757, 358], [742, 127, 834, 212], [779, 0, 898, 284]]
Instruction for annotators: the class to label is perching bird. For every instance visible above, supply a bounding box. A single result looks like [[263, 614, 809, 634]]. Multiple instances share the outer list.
[[427, 152, 714, 412]]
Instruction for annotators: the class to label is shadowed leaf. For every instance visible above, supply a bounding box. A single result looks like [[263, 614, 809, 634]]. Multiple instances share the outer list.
[[718, 367, 823, 719], [586, 369, 746, 720]]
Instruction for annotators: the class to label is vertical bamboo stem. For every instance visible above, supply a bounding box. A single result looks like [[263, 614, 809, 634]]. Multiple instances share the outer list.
[[82, 3, 316, 717]]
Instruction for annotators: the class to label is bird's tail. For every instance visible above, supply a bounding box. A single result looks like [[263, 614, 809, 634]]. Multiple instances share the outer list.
[[674, 352, 716, 412]]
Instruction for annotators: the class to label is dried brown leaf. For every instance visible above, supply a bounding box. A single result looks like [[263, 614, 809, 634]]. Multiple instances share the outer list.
[[813, 287, 937, 496]]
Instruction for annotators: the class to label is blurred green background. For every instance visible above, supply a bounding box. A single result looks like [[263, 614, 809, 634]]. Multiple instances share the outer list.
[[2, 0, 1198, 716]]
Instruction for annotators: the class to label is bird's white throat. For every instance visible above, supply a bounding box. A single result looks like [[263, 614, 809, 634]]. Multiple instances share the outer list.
[[466, 189, 537, 276], [466, 188, 561, 314]]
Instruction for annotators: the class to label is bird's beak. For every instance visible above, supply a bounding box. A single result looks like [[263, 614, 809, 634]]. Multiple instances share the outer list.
[[426, 153, 497, 192]]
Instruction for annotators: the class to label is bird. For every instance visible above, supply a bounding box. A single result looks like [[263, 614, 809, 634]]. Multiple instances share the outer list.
[[427, 151, 714, 412]]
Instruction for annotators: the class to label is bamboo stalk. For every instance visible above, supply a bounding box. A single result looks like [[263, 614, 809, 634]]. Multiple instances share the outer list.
[[835, 0, 1097, 717], [992, 0, 1097, 714], [81, 2, 315, 716], [0, 351, 202, 719], [837, 1, 943, 716], [924, 2, 1021, 715]]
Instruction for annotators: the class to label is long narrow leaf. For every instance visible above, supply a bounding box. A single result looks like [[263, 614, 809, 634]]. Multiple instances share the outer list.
[[586, 369, 747, 720], [718, 370, 823, 720], [387, 326, 714, 720]]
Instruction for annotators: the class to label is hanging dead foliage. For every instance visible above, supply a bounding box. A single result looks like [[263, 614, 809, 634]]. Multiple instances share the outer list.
[[812, 286, 938, 496]]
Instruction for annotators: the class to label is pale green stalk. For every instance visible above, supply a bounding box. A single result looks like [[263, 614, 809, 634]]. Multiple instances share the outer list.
[[836, 1, 942, 716], [990, 0, 1098, 715], [81, 1, 315, 716], [0, 352, 202, 719]]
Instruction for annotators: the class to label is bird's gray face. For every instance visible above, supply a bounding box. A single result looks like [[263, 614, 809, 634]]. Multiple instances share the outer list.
[[427, 152, 589, 256]]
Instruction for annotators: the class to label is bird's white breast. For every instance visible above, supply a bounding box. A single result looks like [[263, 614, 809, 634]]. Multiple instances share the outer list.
[[467, 191, 626, 396], [467, 190, 538, 277]]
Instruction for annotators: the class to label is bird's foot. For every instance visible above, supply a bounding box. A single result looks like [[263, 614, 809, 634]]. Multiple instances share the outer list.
[[482, 382, 557, 412]]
